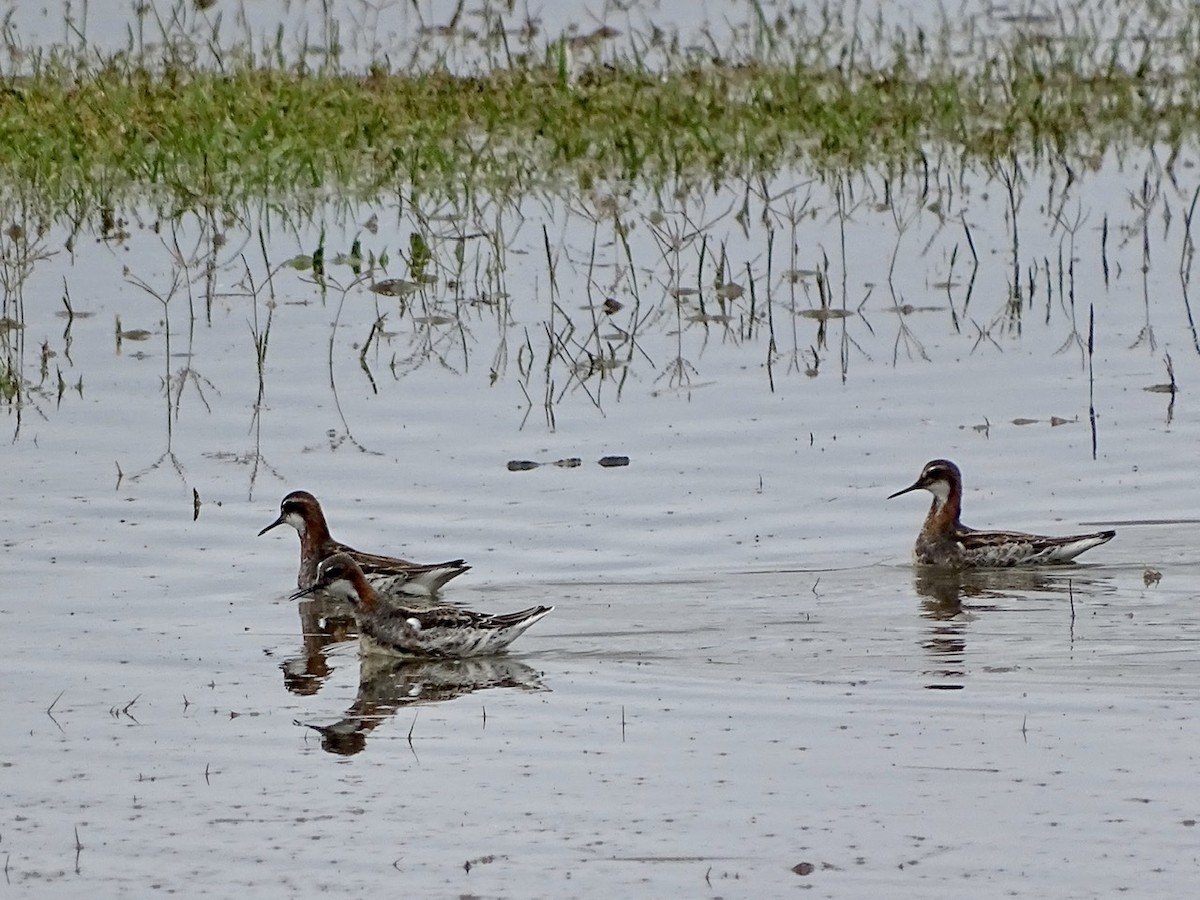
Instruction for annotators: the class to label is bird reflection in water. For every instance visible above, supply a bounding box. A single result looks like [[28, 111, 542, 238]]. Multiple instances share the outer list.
[[913, 569, 978, 688], [298, 654, 548, 755], [281, 584, 468, 695], [277, 591, 547, 754], [910, 567, 1114, 690], [280, 595, 359, 695]]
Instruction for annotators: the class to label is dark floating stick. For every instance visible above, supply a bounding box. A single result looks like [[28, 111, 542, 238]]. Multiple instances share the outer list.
[[507, 456, 629, 471]]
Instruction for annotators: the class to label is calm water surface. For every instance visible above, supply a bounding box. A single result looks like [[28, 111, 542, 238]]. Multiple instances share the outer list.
[[4, 3, 1200, 898]]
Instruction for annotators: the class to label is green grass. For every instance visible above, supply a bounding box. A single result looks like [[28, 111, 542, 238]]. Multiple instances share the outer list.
[[1, 6, 1200, 222]]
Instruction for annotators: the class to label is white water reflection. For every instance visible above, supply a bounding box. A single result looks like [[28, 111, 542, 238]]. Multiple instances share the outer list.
[[291, 651, 548, 755]]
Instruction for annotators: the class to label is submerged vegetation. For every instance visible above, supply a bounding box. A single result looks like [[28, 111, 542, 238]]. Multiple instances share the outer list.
[[0, 1, 1199, 220]]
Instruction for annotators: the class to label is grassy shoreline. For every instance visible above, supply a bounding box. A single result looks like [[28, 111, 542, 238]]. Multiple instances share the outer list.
[[1, 10, 1199, 219]]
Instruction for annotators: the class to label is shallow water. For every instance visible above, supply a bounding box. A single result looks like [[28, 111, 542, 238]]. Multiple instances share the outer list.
[[5, 3, 1200, 898], [6, 561, 1199, 896]]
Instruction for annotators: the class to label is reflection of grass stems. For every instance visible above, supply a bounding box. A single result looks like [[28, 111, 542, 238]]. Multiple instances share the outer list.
[[994, 157, 1024, 311], [837, 179, 852, 380], [1163, 352, 1177, 425], [1052, 206, 1086, 363], [234, 232, 285, 495], [1101, 215, 1110, 289], [1132, 175, 1158, 352], [764, 228, 777, 391], [542, 224, 559, 300], [547, 299, 601, 411], [358, 315, 385, 394], [246, 246, 273, 400], [0, 224, 53, 431], [945, 244, 961, 331], [124, 264, 187, 481], [1179, 186, 1200, 354], [960, 216, 979, 321], [324, 273, 381, 455], [1087, 304, 1098, 460], [60, 278, 77, 364], [614, 217, 648, 402], [886, 200, 928, 365]]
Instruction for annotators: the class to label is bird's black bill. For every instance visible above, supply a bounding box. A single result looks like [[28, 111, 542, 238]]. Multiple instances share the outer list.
[[258, 515, 285, 537], [887, 480, 923, 500], [288, 585, 319, 601]]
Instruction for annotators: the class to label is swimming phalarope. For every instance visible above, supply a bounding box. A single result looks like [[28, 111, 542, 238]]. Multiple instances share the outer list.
[[888, 459, 1115, 567], [259, 490, 469, 597], [291, 553, 552, 659]]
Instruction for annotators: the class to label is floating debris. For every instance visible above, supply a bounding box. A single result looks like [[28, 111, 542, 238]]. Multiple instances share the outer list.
[[507, 456, 625, 471], [114, 314, 153, 341], [281, 254, 312, 270], [798, 308, 852, 320], [370, 278, 421, 296], [412, 315, 457, 326], [573, 354, 624, 376], [784, 269, 819, 281], [602, 297, 623, 315]]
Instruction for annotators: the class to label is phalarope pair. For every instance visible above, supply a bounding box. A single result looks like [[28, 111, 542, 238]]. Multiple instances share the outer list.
[[889, 459, 1115, 567], [293, 553, 553, 658], [259, 490, 469, 598]]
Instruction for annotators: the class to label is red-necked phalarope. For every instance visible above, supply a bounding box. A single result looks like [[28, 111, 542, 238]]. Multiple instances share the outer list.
[[259, 490, 469, 597], [291, 553, 552, 659], [888, 459, 1115, 567]]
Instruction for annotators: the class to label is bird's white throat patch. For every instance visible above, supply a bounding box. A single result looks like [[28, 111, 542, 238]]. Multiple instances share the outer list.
[[927, 478, 952, 506]]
